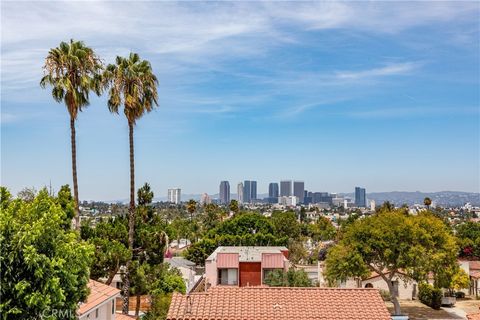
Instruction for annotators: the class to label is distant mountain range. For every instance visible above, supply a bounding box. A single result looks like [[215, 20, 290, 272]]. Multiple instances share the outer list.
[[341, 191, 480, 207], [105, 191, 480, 207]]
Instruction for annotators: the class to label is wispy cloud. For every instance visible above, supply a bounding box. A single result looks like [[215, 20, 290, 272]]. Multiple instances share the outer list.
[[335, 62, 420, 80]]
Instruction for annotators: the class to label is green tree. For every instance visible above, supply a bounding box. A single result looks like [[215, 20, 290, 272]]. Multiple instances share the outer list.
[[229, 199, 239, 215], [40, 40, 103, 229], [271, 211, 300, 239], [0, 187, 94, 319], [104, 53, 159, 313], [308, 216, 336, 241], [186, 199, 197, 220], [325, 210, 457, 316], [81, 217, 130, 285], [456, 221, 480, 258], [264, 269, 312, 287], [424, 197, 432, 210]]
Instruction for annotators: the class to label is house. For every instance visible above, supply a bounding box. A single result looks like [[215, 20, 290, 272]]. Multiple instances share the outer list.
[[165, 257, 200, 293], [205, 246, 289, 287], [166, 286, 391, 320], [460, 260, 480, 296], [343, 270, 420, 300], [77, 280, 134, 320]]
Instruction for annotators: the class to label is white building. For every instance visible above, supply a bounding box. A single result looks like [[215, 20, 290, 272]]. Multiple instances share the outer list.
[[200, 193, 211, 205], [370, 200, 376, 211], [168, 188, 181, 204], [278, 196, 297, 207], [237, 182, 244, 204]]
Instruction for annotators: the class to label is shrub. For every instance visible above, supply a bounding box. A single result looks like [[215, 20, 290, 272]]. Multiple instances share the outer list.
[[418, 282, 442, 310]]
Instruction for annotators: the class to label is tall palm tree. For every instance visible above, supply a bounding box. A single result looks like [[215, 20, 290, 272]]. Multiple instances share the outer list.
[[104, 53, 158, 314], [40, 39, 103, 229]]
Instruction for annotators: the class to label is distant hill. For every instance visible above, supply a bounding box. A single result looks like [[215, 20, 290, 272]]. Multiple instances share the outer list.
[[342, 191, 480, 207], [101, 191, 479, 207]]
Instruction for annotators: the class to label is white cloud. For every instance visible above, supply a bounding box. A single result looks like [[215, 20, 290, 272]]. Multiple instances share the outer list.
[[335, 62, 419, 80]]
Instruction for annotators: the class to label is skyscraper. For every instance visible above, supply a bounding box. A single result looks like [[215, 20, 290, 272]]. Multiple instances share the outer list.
[[251, 181, 257, 201], [167, 188, 181, 204], [293, 181, 305, 204], [280, 180, 292, 197], [237, 182, 244, 204], [355, 187, 366, 207], [219, 181, 230, 204], [268, 183, 279, 198], [242, 180, 257, 203], [243, 181, 252, 203]]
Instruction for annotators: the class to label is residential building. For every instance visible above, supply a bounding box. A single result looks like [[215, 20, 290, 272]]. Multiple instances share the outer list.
[[77, 280, 129, 320], [280, 180, 292, 197], [165, 257, 199, 293], [205, 246, 289, 287], [219, 181, 230, 204], [268, 182, 279, 198], [355, 187, 367, 207], [167, 286, 391, 320], [237, 182, 244, 204], [167, 188, 181, 204], [293, 181, 305, 204]]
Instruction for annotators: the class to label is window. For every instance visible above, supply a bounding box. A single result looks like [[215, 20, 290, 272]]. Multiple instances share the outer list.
[[112, 300, 115, 314], [365, 283, 373, 288], [217, 268, 238, 285], [262, 268, 282, 284]]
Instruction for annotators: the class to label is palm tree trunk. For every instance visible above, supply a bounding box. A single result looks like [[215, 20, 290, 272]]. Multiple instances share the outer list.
[[70, 117, 80, 229], [122, 121, 136, 314]]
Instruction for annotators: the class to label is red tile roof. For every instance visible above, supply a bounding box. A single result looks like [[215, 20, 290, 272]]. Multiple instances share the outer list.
[[471, 270, 480, 279], [78, 280, 120, 316], [470, 261, 480, 270], [167, 286, 391, 320]]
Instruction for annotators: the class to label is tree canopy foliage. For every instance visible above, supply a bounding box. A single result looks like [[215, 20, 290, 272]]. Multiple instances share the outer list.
[[185, 212, 288, 265], [0, 187, 93, 320], [325, 209, 458, 315]]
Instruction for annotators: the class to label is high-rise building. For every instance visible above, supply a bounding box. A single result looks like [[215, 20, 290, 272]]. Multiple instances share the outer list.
[[243, 180, 257, 203], [293, 181, 305, 204], [167, 188, 181, 204], [219, 181, 230, 204], [355, 187, 366, 207], [251, 181, 257, 201], [280, 180, 292, 197], [200, 193, 212, 205], [268, 183, 279, 198], [243, 181, 252, 203], [237, 182, 244, 204]]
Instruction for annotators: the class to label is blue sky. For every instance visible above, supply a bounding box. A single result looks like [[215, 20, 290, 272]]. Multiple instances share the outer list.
[[1, 1, 479, 200]]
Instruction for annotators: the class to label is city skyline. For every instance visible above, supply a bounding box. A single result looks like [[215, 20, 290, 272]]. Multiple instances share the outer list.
[[2, 2, 479, 200]]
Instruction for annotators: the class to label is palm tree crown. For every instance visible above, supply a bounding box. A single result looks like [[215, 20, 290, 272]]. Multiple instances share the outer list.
[[40, 39, 103, 119], [104, 53, 158, 124]]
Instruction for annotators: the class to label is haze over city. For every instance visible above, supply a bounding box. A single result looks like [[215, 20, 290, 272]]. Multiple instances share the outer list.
[[2, 1, 479, 200]]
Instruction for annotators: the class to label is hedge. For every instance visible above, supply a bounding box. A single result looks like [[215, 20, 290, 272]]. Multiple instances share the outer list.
[[418, 282, 442, 310]]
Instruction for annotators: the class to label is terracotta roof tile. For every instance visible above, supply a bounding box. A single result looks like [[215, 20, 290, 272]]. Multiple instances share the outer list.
[[470, 261, 480, 270], [471, 270, 480, 278], [78, 280, 120, 316], [167, 287, 391, 320]]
